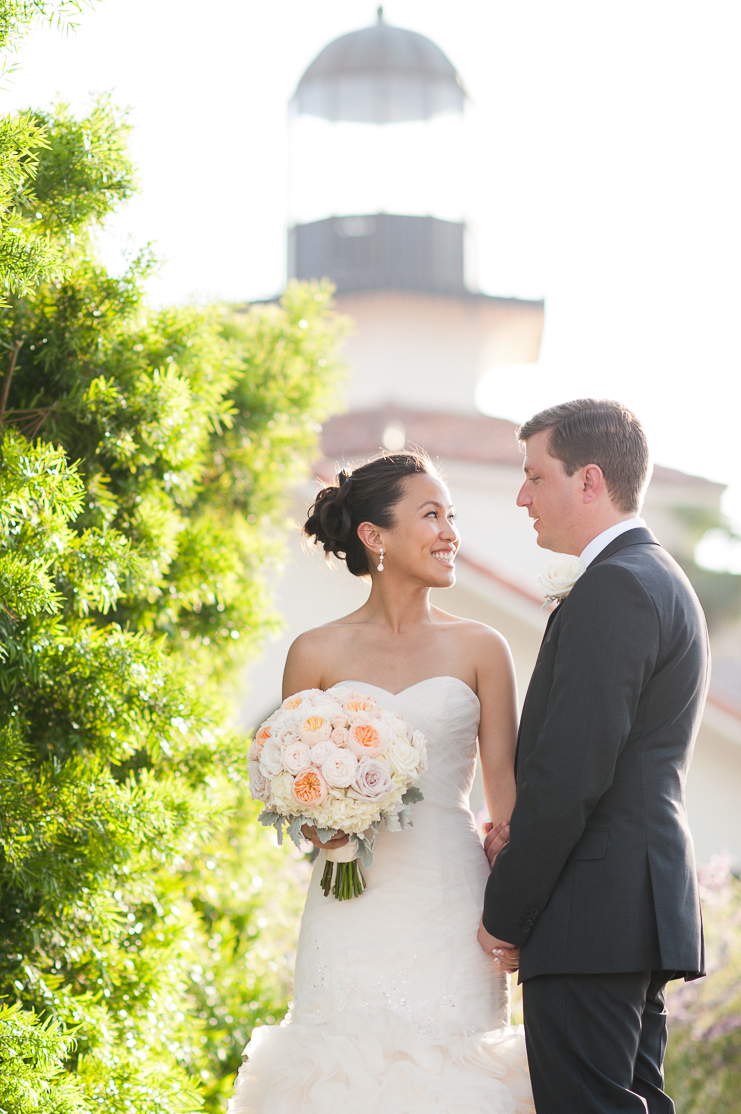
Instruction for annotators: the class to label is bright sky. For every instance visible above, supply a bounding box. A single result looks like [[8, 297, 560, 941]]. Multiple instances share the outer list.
[[5, 0, 741, 550]]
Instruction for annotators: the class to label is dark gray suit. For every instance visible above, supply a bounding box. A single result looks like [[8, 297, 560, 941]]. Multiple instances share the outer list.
[[483, 528, 708, 1112]]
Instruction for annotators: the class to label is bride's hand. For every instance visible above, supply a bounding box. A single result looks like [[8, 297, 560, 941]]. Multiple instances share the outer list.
[[483, 819, 510, 867], [301, 823, 350, 850], [477, 918, 520, 972]]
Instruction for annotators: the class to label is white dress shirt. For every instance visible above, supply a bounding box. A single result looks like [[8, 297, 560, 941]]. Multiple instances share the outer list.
[[579, 517, 646, 568]]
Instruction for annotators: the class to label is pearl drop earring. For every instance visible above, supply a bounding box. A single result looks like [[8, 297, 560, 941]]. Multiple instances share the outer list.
[[378, 547, 384, 572]]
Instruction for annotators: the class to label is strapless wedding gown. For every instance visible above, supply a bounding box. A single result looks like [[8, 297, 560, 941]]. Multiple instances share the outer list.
[[229, 677, 533, 1114]]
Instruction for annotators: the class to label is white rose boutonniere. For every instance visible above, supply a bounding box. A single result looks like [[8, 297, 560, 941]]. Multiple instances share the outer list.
[[537, 554, 587, 606]]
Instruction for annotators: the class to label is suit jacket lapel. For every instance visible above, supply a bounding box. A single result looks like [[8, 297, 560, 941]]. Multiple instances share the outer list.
[[515, 528, 660, 777], [543, 599, 563, 637]]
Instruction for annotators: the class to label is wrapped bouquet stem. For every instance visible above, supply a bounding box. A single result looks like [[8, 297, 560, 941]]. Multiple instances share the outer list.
[[248, 687, 428, 900], [321, 839, 366, 899]]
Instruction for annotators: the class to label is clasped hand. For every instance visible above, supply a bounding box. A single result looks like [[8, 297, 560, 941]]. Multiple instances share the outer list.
[[478, 818, 520, 971]]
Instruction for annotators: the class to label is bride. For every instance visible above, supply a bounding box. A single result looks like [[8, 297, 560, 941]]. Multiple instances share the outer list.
[[229, 450, 534, 1113]]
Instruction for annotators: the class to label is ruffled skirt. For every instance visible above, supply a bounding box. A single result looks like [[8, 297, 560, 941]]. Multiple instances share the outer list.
[[228, 1007, 534, 1114]]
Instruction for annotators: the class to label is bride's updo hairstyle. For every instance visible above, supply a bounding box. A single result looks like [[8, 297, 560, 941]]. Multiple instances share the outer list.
[[304, 451, 440, 576]]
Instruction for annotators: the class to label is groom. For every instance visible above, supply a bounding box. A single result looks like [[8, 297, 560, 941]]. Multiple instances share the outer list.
[[479, 399, 708, 1113]]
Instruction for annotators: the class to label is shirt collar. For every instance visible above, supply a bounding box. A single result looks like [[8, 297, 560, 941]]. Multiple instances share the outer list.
[[579, 517, 646, 568]]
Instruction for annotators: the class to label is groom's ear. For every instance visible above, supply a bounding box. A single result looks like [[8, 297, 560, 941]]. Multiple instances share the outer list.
[[581, 463, 606, 504]]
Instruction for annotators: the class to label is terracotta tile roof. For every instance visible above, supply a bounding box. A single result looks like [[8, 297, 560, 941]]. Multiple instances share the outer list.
[[321, 406, 724, 490], [321, 406, 522, 466]]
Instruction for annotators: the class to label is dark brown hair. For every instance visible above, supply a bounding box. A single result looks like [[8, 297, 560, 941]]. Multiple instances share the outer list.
[[304, 451, 440, 576], [517, 398, 650, 514]]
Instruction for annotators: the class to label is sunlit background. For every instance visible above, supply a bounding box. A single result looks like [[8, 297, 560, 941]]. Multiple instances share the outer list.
[[6, 0, 741, 549], [4, 9, 741, 1103]]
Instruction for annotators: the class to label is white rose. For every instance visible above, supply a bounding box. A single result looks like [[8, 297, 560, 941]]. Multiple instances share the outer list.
[[379, 707, 405, 731], [322, 749, 358, 788], [296, 688, 326, 703], [410, 731, 428, 773], [349, 759, 394, 801], [311, 739, 340, 767], [276, 726, 301, 748], [536, 555, 586, 601], [388, 738, 423, 782], [258, 738, 284, 778], [270, 771, 295, 811], [248, 760, 272, 803], [307, 700, 344, 721], [282, 740, 313, 776]]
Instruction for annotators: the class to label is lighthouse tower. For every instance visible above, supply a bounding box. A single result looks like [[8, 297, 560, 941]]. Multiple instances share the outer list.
[[287, 7, 544, 415]]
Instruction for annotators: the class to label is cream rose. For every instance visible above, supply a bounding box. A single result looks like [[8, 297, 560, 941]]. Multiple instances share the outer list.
[[322, 749, 358, 789], [309, 739, 339, 768], [537, 555, 586, 601], [349, 759, 394, 801], [258, 737, 284, 778], [410, 731, 429, 771], [388, 738, 422, 781], [281, 740, 313, 776], [276, 725, 300, 748], [331, 727, 348, 747], [309, 699, 344, 720], [270, 771, 295, 810], [248, 759, 271, 803]]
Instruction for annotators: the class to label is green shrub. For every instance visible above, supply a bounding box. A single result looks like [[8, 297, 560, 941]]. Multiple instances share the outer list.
[[0, 76, 345, 1114], [665, 859, 741, 1113]]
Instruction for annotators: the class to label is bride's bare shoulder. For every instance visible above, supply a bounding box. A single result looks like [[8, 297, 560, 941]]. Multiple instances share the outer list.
[[283, 612, 364, 693], [431, 605, 511, 652]]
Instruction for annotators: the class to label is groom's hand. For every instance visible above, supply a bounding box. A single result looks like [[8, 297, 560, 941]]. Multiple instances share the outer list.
[[477, 918, 519, 971], [483, 820, 510, 867]]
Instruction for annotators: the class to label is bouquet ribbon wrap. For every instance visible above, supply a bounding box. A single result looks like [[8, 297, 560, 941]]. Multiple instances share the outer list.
[[326, 842, 359, 864]]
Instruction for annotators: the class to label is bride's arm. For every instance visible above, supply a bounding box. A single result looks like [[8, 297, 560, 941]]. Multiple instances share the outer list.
[[475, 629, 518, 841], [282, 629, 350, 850], [282, 628, 329, 698]]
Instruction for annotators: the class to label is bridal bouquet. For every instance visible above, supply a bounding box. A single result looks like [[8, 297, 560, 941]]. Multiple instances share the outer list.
[[248, 687, 428, 900]]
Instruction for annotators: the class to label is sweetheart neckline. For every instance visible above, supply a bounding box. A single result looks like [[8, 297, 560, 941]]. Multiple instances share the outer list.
[[333, 676, 480, 707]]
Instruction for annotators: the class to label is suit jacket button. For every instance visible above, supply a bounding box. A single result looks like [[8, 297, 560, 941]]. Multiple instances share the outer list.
[[523, 926, 531, 934], [530, 908, 539, 915]]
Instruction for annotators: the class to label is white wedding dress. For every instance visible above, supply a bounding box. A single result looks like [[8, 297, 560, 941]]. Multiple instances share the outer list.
[[229, 677, 533, 1114]]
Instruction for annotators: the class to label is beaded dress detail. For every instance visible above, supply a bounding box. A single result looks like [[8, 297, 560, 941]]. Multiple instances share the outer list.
[[229, 677, 533, 1113]]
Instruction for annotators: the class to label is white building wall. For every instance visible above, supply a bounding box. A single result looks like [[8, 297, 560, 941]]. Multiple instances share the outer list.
[[335, 290, 544, 415]]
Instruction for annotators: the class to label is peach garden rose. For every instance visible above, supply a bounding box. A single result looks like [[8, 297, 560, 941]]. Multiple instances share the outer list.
[[292, 768, 328, 807]]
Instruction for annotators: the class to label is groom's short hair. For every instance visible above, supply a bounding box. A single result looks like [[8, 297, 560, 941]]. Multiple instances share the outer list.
[[517, 399, 650, 514]]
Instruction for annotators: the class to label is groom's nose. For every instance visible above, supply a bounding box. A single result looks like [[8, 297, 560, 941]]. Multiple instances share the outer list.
[[516, 482, 532, 507]]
